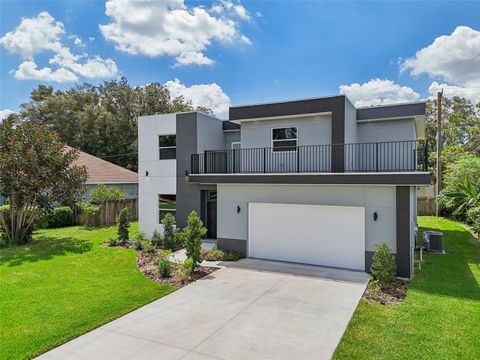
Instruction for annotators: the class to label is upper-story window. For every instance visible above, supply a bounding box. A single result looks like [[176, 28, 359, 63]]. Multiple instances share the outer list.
[[159, 135, 176, 159], [272, 127, 297, 152]]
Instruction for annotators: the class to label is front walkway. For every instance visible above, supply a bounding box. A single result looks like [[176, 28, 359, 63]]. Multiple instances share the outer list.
[[38, 259, 368, 360]]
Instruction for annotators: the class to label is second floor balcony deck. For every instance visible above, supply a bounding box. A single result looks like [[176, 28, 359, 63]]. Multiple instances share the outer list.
[[190, 140, 428, 175]]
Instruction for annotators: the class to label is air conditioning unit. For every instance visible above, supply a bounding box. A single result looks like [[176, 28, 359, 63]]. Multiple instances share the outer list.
[[423, 231, 444, 253]]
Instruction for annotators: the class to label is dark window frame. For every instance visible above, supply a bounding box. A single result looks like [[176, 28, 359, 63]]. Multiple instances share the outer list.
[[158, 194, 176, 223], [271, 127, 298, 152], [159, 135, 176, 160]]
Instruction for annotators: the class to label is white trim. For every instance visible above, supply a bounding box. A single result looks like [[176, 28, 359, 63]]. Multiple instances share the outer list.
[[231, 141, 241, 149]]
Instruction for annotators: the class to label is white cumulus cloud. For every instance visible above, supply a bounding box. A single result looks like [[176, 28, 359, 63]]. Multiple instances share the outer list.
[[401, 26, 480, 87], [99, 0, 251, 66], [0, 109, 15, 121], [401, 26, 480, 105], [165, 78, 231, 118], [0, 11, 118, 83], [339, 78, 420, 107], [428, 82, 480, 105]]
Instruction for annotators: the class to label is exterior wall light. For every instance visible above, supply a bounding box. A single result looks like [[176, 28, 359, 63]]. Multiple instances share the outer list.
[[145, 171, 149, 177], [237, 206, 241, 213], [373, 212, 378, 221]]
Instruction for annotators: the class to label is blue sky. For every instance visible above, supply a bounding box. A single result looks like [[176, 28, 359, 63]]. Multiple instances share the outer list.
[[1, 0, 480, 119]]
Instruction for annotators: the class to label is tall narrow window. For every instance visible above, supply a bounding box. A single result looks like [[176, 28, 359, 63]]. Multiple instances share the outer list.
[[159, 195, 176, 223], [272, 127, 297, 151], [159, 135, 176, 159]]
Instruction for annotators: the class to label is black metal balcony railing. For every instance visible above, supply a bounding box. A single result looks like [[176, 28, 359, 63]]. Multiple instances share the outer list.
[[190, 140, 428, 175]]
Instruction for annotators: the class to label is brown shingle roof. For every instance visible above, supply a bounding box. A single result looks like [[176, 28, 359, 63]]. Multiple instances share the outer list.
[[66, 146, 138, 184]]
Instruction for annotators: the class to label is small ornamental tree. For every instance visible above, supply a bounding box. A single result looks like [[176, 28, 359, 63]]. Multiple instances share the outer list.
[[161, 213, 177, 250], [117, 207, 130, 245], [370, 242, 397, 287], [0, 118, 87, 245], [179, 210, 206, 266]]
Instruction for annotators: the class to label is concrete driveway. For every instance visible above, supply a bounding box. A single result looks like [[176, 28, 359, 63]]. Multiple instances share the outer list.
[[38, 259, 368, 360]]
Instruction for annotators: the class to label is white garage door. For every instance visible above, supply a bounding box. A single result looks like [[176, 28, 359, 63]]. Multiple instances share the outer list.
[[248, 203, 365, 270]]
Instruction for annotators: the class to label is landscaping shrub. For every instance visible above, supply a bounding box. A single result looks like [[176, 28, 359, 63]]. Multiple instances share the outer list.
[[370, 242, 397, 287], [441, 177, 480, 219], [201, 246, 244, 261], [143, 241, 156, 256], [117, 207, 130, 245], [178, 211, 206, 266], [466, 206, 480, 225], [107, 237, 118, 246], [177, 258, 195, 280], [131, 232, 146, 250], [159, 249, 172, 259], [473, 216, 480, 235], [158, 259, 172, 278], [184, 257, 195, 276], [90, 184, 126, 204], [161, 213, 178, 250], [151, 229, 163, 248], [77, 201, 100, 228], [37, 206, 74, 228]]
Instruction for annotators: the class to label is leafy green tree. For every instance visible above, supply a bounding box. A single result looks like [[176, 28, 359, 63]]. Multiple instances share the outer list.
[[117, 207, 130, 245], [179, 211, 206, 266], [0, 118, 87, 244], [18, 77, 211, 171]]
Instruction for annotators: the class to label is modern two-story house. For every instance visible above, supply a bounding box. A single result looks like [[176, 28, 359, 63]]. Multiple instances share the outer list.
[[138, 95, 430, 278]]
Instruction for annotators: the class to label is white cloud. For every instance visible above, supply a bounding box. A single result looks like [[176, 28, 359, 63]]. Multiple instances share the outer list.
[[165, 78, 231, 118], [339, 78, 420, 107], [73, 36, 85, 47], [401, 26, 480, 87], [14, 60, 78, 82], [0, 11, 118, 82], [99, 0, 251, 66], [0, 109, 15, 121], [428, 82, 480, 105]]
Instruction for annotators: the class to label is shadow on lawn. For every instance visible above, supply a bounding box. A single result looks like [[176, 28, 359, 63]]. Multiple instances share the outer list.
[[412, 225, 480, 301], [1, 236, 93, 267]]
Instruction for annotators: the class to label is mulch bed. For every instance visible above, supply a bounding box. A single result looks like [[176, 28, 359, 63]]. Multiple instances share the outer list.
[[363, 280, 408, 305], [136, 250, 218, 288]]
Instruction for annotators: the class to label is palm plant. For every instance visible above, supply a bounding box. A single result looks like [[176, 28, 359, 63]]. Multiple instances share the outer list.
[[443, 177, 480, 217]]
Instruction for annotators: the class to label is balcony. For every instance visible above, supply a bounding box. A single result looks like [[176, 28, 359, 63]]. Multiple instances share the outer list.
[[190, 140, 428, 175]]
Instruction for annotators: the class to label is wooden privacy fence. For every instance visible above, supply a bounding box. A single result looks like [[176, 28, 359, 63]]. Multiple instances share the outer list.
[[75, 198, 138, 226], [418, 196, 436, 216]]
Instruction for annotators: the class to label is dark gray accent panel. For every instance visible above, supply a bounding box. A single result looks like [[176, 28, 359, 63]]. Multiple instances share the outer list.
[[189, 172, 431, 185], [229, 96, 346, 172], [176, 113, 200, 228], [357, 102, 425, 120], [222, 121, 240, 131], [365, 251, 375, 273], [396, 186, 411, 278], [217, 238, 247, 254]]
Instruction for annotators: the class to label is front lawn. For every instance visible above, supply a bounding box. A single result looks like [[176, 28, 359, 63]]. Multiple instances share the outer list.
[[0, 224, 175, 360], [334, 216, 480, 359]]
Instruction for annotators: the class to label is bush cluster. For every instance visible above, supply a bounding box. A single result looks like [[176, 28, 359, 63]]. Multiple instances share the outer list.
[[201, 246, 244, 261], [370, 242, 397, 288], [37, 206, 74, 229]]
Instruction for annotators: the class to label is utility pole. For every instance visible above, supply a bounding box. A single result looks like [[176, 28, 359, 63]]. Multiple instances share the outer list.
[[436, 90, 443, 217]]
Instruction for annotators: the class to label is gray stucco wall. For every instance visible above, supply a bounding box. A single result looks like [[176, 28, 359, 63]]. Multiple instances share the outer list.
[[217, 184, 398, 254], [240, 115, 332, 149], [224, 131, 240, 149], [176, 112, 225, 227], [357, 118, 416, 143]]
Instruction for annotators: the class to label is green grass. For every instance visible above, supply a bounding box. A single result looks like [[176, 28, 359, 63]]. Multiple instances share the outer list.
[[334, 216, 480, 360], [0, 223, 175, 360]]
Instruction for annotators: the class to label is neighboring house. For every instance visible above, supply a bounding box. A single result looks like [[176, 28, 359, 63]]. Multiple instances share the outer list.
[[138, 95, 430, 278], [68, 147, 139, 200]]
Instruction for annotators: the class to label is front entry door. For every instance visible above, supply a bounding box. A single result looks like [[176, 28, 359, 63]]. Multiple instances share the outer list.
[[206, 191, 217, 238]]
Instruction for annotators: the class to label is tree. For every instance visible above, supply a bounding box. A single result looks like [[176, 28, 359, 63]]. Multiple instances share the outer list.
[[179, 211, 207, 266], [161, 213, 177, 250], [90, 184, 126, 204], [18, 77, 211, 171], [0, 118, 87, 244], [117, 207, 130, 245]]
